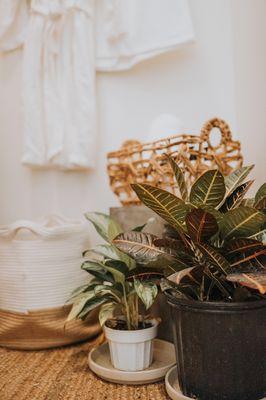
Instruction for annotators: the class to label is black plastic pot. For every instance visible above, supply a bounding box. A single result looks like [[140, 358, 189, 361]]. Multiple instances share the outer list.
[[166, 292, 266, 400]]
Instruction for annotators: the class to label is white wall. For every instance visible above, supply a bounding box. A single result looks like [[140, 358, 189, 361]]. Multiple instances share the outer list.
[[231, 0, 266, 188], [0, 0, 264, 244]]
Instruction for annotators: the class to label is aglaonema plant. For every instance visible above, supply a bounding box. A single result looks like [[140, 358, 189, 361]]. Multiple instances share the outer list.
[[113, 157, 266, 302], [67, 213, 171, 330]]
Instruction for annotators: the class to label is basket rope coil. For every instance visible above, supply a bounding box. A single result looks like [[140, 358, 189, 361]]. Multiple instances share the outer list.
[[107, 118, 243, 205]]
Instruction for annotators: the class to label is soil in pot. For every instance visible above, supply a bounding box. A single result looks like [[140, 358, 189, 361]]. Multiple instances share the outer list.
[[166, 293, 266, 400], [105, 319, 152, 330]]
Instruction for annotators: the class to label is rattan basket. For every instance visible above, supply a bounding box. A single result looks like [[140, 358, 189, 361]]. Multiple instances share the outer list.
[[107, 118, 243, 205]]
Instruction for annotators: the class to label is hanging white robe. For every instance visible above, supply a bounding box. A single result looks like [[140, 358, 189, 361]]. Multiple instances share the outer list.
[[0, 0, 194, 170], [0, 0, 28, 51], [22, 0, 96, 169]]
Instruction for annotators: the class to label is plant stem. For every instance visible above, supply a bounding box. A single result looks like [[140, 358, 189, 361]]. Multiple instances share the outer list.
[[122, 283, 131, 330], [134, 293, 139, 329]]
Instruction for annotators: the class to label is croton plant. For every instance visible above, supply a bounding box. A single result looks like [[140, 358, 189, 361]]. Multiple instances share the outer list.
[[113, 157, 266, 302]]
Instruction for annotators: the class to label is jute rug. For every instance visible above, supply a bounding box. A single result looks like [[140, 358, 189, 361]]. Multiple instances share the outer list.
[[0, 336, 170, 400]]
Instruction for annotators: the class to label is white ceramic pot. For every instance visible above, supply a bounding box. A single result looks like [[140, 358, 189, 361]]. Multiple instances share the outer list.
[[104, 319, 158, 371]]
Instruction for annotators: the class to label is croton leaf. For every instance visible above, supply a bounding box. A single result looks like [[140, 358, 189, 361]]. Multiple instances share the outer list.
[[229, 249, 266, 272], [167, 155, 188, 201], [196, 242, 231, 275], [220, 207, 266, 240], [255, 183, 266, 204], [225, 237, 266, 272], [250, 229, 266, 243], [166, 269, 201, 300], [225, 237, 264, 257], [220, 180, 254, 212], [227, 271, 266, 294], [185, 208, 218, 242], [189, 170, 226, 208], [126, 266, 164, 282], [224, 165, 254, 196], [255, 196, 266, 211], [153, 236, 185, 251], [134, 279, 158, 309], [241, 198, 255, 208], [131, 183, 189, 231], [113, 231, 180, 264]]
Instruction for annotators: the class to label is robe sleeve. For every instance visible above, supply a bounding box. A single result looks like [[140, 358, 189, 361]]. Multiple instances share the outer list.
[[0, 0, 29, 52]]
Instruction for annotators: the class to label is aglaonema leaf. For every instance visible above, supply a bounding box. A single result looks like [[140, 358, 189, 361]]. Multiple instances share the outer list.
[[81, 261, 115, 283], [83, 244, 120, 260], [98, 302, 118, 327], [220, 207, 266, 240], [134, 279, 158, 309], [67, 281, 101, 302], [108, 218, 123, 241], [78, 297, 110, 320], [185, 208, 218, 242], [67, 291, 95, 322], [84, 212, 111, 242], [189, 170, 226, 208], [103, 259, 128, 284], [94, 285, 122, 302], [131, 183, 189, 231]]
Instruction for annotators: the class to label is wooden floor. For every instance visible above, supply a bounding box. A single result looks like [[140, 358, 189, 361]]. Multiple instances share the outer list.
[[0, 338, 169, 400]]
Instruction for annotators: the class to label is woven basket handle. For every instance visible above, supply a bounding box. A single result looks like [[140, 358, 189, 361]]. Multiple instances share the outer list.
[[200, 117, 233, 146]]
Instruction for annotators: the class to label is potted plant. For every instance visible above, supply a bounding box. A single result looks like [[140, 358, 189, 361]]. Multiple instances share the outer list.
[[67, 212, 173, 372], [113, 158, 266, 400]]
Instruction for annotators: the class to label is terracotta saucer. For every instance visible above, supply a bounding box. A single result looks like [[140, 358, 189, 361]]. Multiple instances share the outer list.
[[165, 366, 266, 400], [88, 338, 175, 385], [165, 366, 193, 400]]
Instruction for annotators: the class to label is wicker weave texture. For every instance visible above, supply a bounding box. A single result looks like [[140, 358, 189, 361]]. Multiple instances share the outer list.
[[107, 118, 243, 205]]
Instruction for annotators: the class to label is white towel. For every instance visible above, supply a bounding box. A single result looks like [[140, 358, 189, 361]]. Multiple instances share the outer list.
[[96, 0, 194, 71]]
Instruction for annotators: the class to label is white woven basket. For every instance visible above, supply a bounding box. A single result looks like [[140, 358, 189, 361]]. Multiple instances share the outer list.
[[0, 215, 89, 313]]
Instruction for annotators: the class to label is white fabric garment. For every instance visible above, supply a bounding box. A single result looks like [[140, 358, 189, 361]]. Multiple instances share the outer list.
[[0, 0, 29, 52], [22, 0, 96, 169], [0, 0, 194, 169], [96, 0, 194, 71]]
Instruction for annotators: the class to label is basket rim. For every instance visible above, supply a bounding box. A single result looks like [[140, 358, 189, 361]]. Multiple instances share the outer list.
[[107, 133, 202, 158]]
